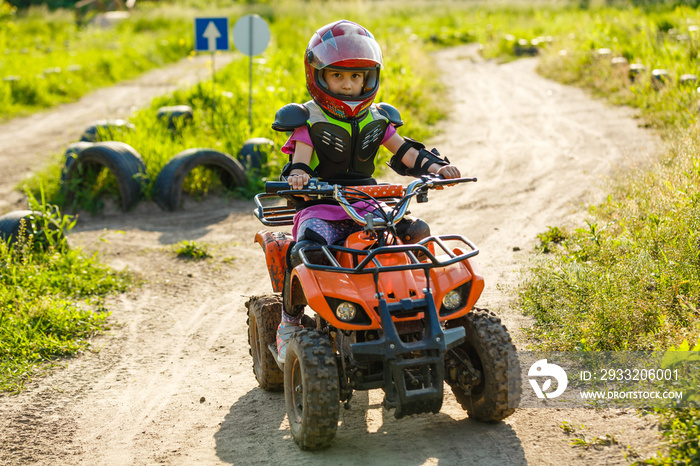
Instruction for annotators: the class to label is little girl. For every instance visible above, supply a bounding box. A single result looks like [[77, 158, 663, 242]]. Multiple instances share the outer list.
[[271, 19, 461, 362]]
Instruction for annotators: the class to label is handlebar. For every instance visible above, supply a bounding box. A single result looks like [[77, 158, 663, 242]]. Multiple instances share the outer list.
[[259, 176, 477, 229], [265, 181, 293, 194], [266, 180, 405, 198]]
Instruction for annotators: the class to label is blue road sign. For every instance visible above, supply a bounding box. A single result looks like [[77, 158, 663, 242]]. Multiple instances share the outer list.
[[194, 17, 230, 52]]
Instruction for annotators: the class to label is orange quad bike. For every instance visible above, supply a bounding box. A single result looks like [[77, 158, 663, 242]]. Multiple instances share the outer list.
[[246, 175, 521, 450]]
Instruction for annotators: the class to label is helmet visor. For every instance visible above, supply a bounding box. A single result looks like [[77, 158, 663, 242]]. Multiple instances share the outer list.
[[308, 34, 383, 70]]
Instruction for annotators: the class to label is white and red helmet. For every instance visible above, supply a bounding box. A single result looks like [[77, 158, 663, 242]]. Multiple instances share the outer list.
[[304, 20, 383, 120]]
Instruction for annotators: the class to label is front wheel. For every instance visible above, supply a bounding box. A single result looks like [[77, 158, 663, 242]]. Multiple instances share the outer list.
[[284, 329, 339, 450], [445, 308, 521, 421]]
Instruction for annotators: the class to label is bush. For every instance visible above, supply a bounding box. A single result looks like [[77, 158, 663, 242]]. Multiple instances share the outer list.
[[0, 0, 16, 19]]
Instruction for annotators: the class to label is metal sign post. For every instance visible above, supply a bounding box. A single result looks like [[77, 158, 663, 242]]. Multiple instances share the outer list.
[[194, 17, 230, 124], [233, 15, 270, 131]]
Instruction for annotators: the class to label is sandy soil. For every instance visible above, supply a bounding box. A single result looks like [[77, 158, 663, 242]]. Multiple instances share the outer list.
[[0, 46, 667, 465]]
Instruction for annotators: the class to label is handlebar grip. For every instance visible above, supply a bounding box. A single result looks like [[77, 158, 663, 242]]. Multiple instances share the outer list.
[[265, 181, 291, 194], [352, 184, 404, 198]]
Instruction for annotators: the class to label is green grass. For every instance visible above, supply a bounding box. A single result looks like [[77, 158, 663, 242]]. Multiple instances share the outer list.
[[522, 140, 700, 352], [0, 3, 195, 120], [0, 190, 130, 393], [535, 5, 700, 132], [506, 4, 700, 464], [173, 240, 210, 260]]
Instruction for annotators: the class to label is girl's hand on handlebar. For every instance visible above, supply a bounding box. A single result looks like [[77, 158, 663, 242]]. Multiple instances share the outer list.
[[288, 170, 310, 189], [287, 170, 310, 200], [436, 164, 461, 179]]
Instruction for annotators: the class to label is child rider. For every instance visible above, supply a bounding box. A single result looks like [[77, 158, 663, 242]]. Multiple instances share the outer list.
[[271, 19, 461, 363]]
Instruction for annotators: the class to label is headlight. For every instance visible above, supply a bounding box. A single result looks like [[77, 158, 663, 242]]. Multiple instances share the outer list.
[[442, 290, 461, 310], [336, 301, 357, 321]]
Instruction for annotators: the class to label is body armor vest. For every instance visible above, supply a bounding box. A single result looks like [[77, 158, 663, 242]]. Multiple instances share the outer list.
[[304, 101, 388, 180]]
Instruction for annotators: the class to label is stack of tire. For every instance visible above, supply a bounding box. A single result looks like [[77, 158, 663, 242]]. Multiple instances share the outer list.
[[60, 107, 275, 212]]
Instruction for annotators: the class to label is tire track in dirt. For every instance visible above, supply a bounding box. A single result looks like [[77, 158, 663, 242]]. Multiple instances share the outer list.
[[0, 46, 667, 465]]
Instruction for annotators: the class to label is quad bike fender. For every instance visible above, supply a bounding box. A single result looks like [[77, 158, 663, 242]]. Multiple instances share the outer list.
[[464, 255, 485, 309], [436, 253, 485, 321], [291, 265, 381, 329], [254, 230, 294, 293], [291, 250, 485, 330]]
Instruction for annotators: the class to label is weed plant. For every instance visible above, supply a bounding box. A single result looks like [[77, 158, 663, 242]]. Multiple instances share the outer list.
[[0, 190, 130, 393], [522, 135, 700, 352], [0, 0, 14, 20], [174, 240, 210, 260]]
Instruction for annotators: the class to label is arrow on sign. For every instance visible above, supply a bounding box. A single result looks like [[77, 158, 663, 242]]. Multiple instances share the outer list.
[[203, 21, 221, 52]]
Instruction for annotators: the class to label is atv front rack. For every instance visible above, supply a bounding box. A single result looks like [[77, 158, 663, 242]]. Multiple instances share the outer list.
[[297, 234, 479, 274]]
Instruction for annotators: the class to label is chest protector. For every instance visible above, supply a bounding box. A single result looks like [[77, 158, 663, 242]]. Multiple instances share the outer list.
[[305, 101, 388, 179], [273, 101, 400, 180]]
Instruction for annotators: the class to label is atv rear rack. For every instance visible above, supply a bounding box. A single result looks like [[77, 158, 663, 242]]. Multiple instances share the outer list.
[[297, 234, 479, 274], [252, 193, 297, 226], [252, 192, 401, 227]]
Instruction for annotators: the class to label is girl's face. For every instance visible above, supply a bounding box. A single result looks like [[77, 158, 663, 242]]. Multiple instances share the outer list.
[[323, 68, 365, 98]]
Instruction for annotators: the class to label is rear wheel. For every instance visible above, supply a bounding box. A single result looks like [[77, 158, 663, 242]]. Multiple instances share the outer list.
[[445, 308, 521, 421], [246, 294, 283, 391], [284, 329, 339, 450]]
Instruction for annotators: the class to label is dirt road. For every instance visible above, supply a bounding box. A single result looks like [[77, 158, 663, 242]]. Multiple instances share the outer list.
[[0, 46, 665, 465]]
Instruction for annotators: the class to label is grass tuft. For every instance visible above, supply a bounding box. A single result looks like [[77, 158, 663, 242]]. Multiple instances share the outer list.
[[0, 189, 130, 393], [173, 240, 210, 260]]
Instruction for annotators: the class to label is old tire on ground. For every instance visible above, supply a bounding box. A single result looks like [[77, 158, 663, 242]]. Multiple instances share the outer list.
[[153, 148, 247, 211], [445, 308, 521, 421], [156, 105, 194, 130], [0, 210, 63, 246], [237, 138, 274, 171], [284, 329, 339, 450], [80, 119, 135, 143], [61, 141, 147, 211], [64, 141, 94, 159], [246, 294, 284, 391]]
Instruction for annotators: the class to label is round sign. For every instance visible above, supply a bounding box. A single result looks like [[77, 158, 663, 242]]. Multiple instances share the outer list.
[[233, 14, 270, 57]]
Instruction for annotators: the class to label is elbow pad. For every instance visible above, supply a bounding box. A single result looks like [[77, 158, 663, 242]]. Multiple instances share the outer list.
[[387, 138, 450, 177], [387, 137, 424, 176]]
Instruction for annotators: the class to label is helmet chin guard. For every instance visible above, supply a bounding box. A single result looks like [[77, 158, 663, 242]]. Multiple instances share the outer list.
[[304, 20, 383, 119]]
